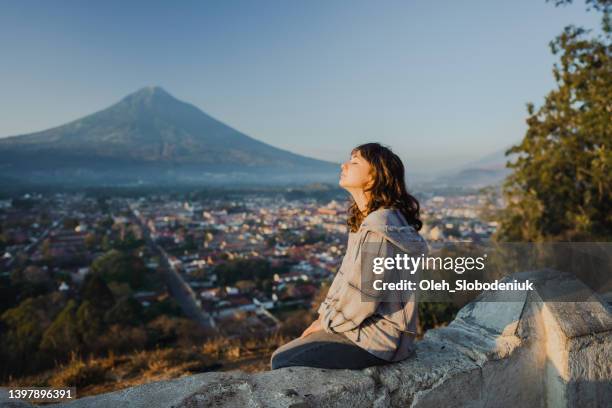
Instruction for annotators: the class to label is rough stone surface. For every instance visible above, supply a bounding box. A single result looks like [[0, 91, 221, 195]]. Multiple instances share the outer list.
[[1, 270, 610, 408]]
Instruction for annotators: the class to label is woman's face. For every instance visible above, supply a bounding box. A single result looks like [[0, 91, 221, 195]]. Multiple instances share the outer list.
[[339, 150, 373, 190]]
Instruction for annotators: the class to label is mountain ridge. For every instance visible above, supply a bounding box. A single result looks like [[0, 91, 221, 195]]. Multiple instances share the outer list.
[[0, 87, 339, 185]]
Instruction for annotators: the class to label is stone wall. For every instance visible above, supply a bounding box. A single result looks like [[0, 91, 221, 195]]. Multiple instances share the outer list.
[[1, 269, 610, 408]]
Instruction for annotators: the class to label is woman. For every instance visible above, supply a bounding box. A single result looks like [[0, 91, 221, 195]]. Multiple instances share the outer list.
[[270, 142, 428, 370]]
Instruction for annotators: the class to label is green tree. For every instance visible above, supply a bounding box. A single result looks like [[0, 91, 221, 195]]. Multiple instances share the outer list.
[[213, 258, 277, 288], [104, 297, 143, 326], [114, 230, 144, 251], [40, 300, 81, 356], [97, 216, 114, 230], [101, 235, 112, 251], [90, 249, 146, 289], [0, 298, 46, 369], [81, 273, 115, 310], [76, 300, 105, 349], [496, 0, 611, 241], [0, 294, 64, 376]]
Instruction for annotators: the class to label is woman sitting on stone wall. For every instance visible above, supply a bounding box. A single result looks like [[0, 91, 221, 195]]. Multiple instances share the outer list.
[[270, 142, 428, 370]]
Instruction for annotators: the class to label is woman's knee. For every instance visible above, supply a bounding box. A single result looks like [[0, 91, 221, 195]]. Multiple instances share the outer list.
[[270, 348, 287, 370]]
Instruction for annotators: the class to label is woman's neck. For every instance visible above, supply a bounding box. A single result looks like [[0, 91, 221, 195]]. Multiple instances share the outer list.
[[349, 188, 370, 213]]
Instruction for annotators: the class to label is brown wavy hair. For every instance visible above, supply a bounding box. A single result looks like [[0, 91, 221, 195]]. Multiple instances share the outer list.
[[346, 142, 422, 233]]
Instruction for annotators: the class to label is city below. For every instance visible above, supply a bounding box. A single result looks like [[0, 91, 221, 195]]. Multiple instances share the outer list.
[[0, 186, 502, 337]]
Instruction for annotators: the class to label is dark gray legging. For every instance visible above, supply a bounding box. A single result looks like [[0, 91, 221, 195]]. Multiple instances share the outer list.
[[270, 330, 389, 370]]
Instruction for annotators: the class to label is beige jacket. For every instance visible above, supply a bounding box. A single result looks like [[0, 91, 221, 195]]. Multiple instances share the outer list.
[[317, 207, 428, 362]]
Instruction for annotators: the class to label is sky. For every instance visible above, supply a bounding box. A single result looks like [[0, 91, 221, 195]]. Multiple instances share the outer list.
[[0, 0, 603, 174]]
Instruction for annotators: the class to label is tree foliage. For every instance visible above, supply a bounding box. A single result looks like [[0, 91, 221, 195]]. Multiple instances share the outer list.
[[90, 249, 146, 289], [81, 273, 115, 310], [40, 300, 81, 356], [496, 1, 611, 241], [214, 258, 277, 287], [0, 294, 65, 376]]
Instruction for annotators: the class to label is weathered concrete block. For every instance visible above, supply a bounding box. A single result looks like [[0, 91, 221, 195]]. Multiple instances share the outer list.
[[1, 270, 609, 408]]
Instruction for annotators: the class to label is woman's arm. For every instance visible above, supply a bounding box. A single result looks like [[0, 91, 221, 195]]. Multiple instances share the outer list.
[[319, 230, 396, 333]]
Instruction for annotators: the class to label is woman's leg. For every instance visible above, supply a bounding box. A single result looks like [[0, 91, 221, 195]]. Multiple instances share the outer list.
[[270, 330, 389, 370]]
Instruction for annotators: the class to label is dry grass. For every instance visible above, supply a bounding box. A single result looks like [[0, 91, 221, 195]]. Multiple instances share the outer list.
[[5, 331, 293, 399], [3, 306, 313, 401]]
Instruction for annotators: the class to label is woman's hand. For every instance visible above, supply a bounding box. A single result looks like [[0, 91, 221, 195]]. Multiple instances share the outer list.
[[300, 317, 322, 338]]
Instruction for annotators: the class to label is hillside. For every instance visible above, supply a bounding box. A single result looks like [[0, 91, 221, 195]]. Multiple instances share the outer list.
[[0, 87, 338, 185]]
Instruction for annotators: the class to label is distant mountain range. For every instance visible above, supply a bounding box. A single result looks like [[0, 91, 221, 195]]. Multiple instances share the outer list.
[[0, 87, 339, 186], [0, 86, 517, 190], [426, 147, 515, 190]]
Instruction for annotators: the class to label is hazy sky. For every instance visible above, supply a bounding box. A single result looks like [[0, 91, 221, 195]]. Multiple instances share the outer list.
[[0, 0, 602, 173]]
